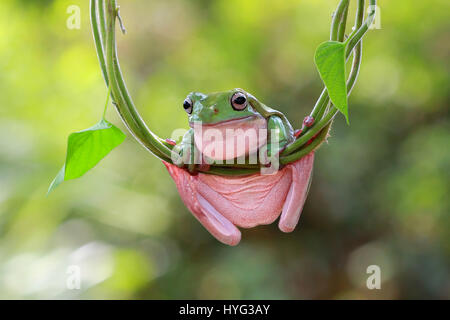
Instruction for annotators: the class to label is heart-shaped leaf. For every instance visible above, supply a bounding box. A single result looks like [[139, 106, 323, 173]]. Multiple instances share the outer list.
[[48, 119, 126, 195], [314, 41, 349, 123]]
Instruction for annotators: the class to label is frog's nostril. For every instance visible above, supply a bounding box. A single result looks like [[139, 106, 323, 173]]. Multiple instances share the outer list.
[[209, 105, 218, 114]]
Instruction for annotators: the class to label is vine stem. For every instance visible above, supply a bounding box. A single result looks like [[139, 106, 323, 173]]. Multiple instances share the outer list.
[[308, 0, 349, 123], [91, 0, 173, 161], [309, 0, 350, 127], [281, 0, 376, 159], [90, 0, 376, 175], [90, 0, 108, 85], [331, 0, 350, 41]]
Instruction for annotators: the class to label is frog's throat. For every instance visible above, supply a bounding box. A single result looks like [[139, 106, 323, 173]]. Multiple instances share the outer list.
[[191, 115, 268, 161]]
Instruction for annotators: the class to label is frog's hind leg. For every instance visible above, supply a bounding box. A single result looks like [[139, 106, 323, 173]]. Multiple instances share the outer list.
[[278, 152, 314, 233], [196, 194, 242, 246], [163, 162, 241, 246]]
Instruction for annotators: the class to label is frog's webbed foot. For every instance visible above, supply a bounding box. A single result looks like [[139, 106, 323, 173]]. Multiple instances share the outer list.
[[278, 152, 315, 233], [164, 161, 241, 246]]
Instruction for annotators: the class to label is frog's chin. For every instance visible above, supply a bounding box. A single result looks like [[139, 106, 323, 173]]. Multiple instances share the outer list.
[[190, 115, 268, 161]]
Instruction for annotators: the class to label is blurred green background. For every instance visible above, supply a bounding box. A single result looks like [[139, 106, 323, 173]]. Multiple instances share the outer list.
[[0, 0, 449, 299]]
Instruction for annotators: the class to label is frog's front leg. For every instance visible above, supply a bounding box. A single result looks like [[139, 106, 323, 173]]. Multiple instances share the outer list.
[[261, 116, 293, 172], [164, 162, 241, 245], [266, 116, 293, 158], [279, 152, 315, 232], [172, 128, 198, 172]]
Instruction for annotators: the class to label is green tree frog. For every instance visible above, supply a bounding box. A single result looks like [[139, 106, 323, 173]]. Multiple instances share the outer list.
[[164, 89, 314, 246]]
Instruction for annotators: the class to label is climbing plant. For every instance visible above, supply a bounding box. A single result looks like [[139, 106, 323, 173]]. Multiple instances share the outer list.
[[49, 0, 377, 193]]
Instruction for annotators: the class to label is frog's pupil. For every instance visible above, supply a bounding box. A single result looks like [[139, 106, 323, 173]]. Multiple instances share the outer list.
[[234, 96, 246, 105], [183, 100, 191, 109]]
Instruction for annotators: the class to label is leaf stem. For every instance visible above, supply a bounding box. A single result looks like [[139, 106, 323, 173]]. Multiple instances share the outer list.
[[102, 85, 112, 120]]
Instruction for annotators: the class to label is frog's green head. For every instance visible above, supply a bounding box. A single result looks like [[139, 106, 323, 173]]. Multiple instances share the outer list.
[[183, 88, 261, 126]]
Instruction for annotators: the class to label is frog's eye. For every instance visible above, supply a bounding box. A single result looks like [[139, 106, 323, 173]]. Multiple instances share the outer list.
[[183, 98, 193, 114], [231, 92, 247, 111]]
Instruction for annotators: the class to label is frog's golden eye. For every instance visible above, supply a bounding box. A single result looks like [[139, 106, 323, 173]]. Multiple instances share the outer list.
[[183, 98, 193, 114], [231, 92, 247, 111]]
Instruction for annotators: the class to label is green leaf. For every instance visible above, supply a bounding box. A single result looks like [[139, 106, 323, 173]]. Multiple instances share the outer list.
[[314, 41, 349, 123], [47, 165, 65, 196], [64, 119, 126, 179], [48, 119, 126, 195]]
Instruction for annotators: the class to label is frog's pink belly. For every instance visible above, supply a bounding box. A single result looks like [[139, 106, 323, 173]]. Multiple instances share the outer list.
[[197, 169, 291, 228]]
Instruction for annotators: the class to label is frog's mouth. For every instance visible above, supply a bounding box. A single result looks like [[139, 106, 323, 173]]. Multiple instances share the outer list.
[[190, 115, 268, 161], [189, 115, 253, 128]]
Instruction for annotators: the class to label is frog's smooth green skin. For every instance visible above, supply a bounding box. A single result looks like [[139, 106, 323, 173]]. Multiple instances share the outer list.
[[176, 89, 294, 167], [165, 89, 314, 246]]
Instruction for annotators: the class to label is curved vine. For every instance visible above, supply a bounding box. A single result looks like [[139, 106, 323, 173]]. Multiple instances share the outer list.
[[89, 0, 377, 175]]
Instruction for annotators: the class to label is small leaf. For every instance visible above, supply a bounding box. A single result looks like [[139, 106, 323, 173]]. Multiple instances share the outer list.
[[48, 119, 126, 194], [314, 41, 349, 123], [65, 119, 126, 179], [47, 165, 65, 196]]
